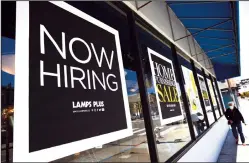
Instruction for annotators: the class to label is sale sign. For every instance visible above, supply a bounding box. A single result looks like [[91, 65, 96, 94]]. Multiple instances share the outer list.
[[148, 47, 183, 125], [197, 74, 211, 110]]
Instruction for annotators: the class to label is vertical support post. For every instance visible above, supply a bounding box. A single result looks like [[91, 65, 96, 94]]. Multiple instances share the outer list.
[[202, 68, 217, 122], [214, 79, 225, 114], [190, 60, 209, 128], [171, 43, 196, 141], [210, 75, 222, 118], [127, 11, 159, 162]]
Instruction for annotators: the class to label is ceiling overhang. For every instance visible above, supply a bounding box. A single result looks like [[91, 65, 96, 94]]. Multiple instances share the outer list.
[[167, 1, 240, 81]]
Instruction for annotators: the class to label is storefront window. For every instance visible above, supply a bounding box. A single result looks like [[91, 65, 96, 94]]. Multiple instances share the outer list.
[[212, 81, 223, 116], [136, 24, 191, 162], [207, 78, 219, 120], [57, 69, 151, 162], [2, 1, 225, 162], [2, 1, 151, 162], [54, 2, 151, 162], [196, 73, 214, 125], [181, 65, 207, 136]]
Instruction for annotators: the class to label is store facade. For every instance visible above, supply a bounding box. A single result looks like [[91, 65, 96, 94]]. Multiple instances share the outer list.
[[2, 1, 236, 162]]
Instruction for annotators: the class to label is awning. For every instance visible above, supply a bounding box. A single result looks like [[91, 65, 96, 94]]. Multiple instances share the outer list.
[[167, 1, 240, 81]]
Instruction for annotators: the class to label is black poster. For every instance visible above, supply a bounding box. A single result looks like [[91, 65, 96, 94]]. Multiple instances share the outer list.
[[148, 48, 183, 125], [14, 2, 132, 162], [198, 75, 210, 107]]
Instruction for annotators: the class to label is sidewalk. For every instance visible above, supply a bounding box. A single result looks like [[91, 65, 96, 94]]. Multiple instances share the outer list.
[[218, 129, 249, 162], [217, 130, 237, 162], [218, 98, 249, 162]]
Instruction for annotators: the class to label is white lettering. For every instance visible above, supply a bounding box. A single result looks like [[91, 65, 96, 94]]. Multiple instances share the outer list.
[[40, 24, 66, 59], [106, 74, 118, 91], [91, 43, 114, 69], [69, 38, 92, 64], [70, 66, 86, 89], [64, 65, 68, 88], [92, 71, 106, 90], [40, 60, 61, 87]]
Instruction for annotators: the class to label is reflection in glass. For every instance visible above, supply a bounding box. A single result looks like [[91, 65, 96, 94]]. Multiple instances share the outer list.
[[181, 66, 207, 136], [146, 74, 191, 162], [55, 69, 150, 162], [207, 79, 219, 120], [136, 23, 192, 162]]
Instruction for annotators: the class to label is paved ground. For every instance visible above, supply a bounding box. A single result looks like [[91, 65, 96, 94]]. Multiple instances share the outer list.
[[217, 130, 237, 162], [217, 98, 249, 162]]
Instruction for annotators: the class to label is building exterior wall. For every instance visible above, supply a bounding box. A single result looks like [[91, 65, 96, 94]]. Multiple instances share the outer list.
[[178, 117, 229, 162]]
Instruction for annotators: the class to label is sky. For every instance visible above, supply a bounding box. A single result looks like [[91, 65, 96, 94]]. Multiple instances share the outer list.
[[233, 2, 249, 82]]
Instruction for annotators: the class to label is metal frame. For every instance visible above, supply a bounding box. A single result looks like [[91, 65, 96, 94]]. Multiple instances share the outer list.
[[210, 76, 222, 117], [179, 17, 231, 20], [214, 79, 225, 114], [175, 19, 231, 41], [191, 59, 210, 128], [171, 43, 196, 141], [166, 1, 216, 78], [195, 36, 234, 41], [194, 44, 235, 56], [199, 43, 233, 47], [168, 1, 239, 72], [127, 10, 159, 162], [209, 51, 236, 60], [187, 27, 233, 32], [167, 1, 226, 6], [202, 69, 217, 122]]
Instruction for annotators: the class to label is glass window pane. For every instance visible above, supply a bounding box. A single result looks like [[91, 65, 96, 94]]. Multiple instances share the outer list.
[[57, 68, 151, 162], [207, 78, 218, 122], [54, 2, 151, 162], [136, 24, 191, 162], [213, 81, 223, 116], [195, 72, 214, 125], [181, 65, 207, 136]]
